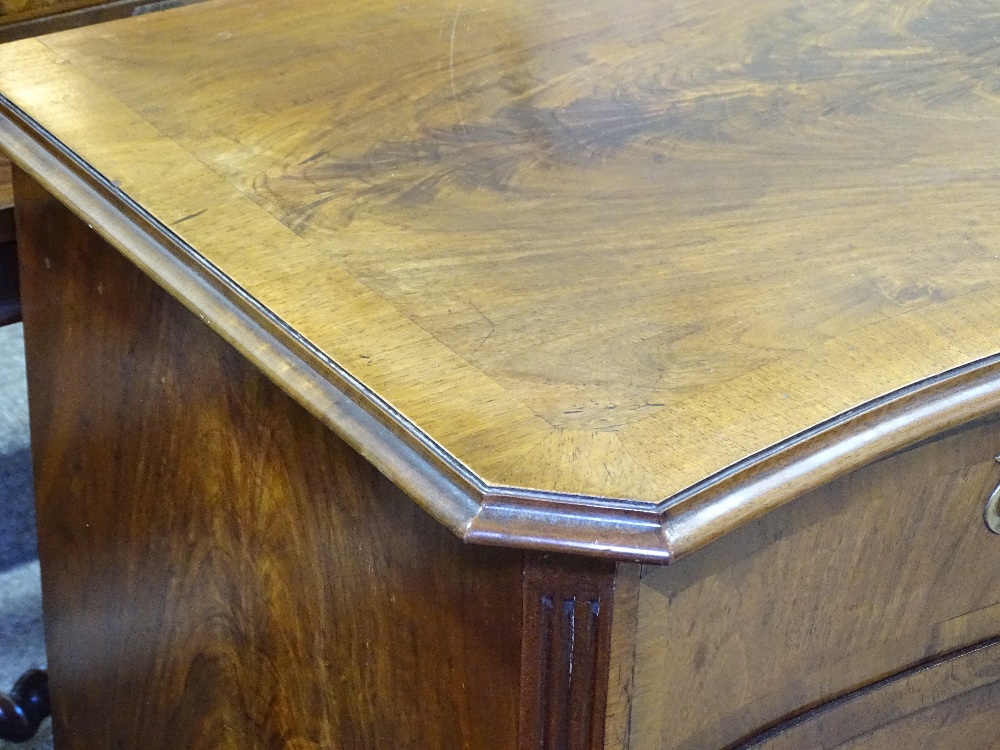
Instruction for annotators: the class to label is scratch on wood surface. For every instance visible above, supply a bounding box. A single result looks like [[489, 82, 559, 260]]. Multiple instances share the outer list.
[[469, 299, 495, 350]]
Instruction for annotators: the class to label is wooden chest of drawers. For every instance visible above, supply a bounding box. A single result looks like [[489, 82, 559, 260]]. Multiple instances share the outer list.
[[3, 1, 1000, 748]]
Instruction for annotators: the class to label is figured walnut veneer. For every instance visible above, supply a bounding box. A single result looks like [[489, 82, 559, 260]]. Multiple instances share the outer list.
[[4, 0, 1000, 561]]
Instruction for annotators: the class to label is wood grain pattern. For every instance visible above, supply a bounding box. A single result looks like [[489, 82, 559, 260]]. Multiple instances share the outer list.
[[7, 5, 1000, 746], [520, 555, 616, 750], [740, 638, 1000, 749], [834, 684, 1000, 750], [603, 565, 640, 750], [0, 57, 679, 562], [2, 0, 1000, 551], [625, 414, 1000, 749], [16, 167, 525, 749]]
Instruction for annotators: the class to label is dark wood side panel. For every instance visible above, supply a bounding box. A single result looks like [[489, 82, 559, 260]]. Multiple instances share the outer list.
[[520, 555, 616, 750], [14, 166, 524, 750], [0, 0, 201, 42], [740, 638, 1000, 750]]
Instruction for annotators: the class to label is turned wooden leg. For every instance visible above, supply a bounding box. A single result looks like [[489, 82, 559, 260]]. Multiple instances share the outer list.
[[0, 669, 50, 742]]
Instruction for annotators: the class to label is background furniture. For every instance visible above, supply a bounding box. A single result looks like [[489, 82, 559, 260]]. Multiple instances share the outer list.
[[3, 1, 1000, 748], [0, 0, 197, 43]]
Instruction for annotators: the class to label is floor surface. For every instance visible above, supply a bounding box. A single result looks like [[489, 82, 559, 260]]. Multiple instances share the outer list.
[[0, 322, 52, 748]]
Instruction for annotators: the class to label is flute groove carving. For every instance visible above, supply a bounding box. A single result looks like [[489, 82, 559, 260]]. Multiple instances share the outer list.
[[520, 557, 615, 750]]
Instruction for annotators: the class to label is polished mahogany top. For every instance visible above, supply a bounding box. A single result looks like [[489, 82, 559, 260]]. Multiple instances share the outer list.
[[2, 0, 999, 559]]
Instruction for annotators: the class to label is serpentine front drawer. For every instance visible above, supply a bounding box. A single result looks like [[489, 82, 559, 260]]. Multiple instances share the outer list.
[[619, 415, 1000, 749], [743, 639, 1000, 749]]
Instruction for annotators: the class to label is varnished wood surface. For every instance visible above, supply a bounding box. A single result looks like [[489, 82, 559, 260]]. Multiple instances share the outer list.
[[741, 638, 1000, 750], [4, 0, 1000, 558], [614, 414, 1000, 749], [833, 683, 1000, 750], [16, 167, 526, 749]]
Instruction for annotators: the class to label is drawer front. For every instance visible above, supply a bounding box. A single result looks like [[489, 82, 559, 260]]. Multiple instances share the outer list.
[[742, 639, 1000, 749], [624, 415, 1000, 750]]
